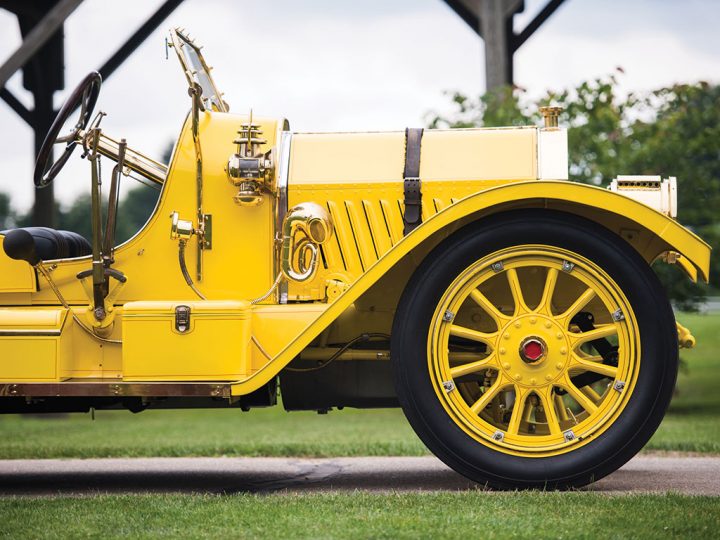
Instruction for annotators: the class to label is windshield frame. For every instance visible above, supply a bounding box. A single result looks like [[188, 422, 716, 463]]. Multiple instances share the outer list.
[[169, 28, 228, 113]]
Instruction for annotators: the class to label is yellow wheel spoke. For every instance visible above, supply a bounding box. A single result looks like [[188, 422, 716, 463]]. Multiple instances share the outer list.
[[507, 386, 528, 436], [449, 325, 497, 348], [469, 289, 508, 328], [580, 385, 603, 403], [450, 353, 499, 378], [506, 268, 530, 316], [561, 376, 599, 414], [469, 379, 507, 415], [559, 288, 596, 324], [536, 267, 559, 315], [569, 324, 617, 348], [537, 387, 562, 436], [569, 352, 618, 379]]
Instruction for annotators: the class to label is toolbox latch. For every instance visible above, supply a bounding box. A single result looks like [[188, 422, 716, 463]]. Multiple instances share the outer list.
[[175, 305, 191, 333]]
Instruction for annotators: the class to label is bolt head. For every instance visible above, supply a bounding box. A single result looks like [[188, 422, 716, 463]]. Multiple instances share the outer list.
[[545, 374, 553, 381], [556, 332, 563, 340], [502, 362, 511, 370], [544, 321, 552, 328], [503, 332, 511, 340], [556, 362, 563, 370], [530, 378, 537, 385], [499, 347, 506, 355], [560, 347, 567, 355], [514, 373, 522, 381], [530, 317, 537, 324], [514, 321, 521, 328]]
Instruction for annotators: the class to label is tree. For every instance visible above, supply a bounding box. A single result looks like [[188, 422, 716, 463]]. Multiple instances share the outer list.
[[426, 74, 719, 308], [0, 193, 15, 230]]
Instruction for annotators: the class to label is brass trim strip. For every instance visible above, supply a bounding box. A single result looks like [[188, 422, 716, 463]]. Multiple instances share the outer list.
[[0, 382, 233, 398], [275, 131, 292, 304]]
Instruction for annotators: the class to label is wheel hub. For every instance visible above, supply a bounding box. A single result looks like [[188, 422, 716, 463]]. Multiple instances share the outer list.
[[497, 315, 570, 388]]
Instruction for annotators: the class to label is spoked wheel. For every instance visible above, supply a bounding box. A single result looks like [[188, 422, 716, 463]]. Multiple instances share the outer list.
[[392, 211, 678, 489]]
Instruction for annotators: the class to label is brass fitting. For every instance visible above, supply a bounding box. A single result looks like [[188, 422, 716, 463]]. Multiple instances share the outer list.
[[169, 211, 195, 241], [281, 203, 333, 282], [540, 106, 563, 129], [226, 112, 274, 206]]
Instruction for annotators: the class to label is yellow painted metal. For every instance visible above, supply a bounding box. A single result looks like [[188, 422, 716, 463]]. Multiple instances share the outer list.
[[419, 128, 537, 181], [428, 246, 639, 457], [0, 238, 36, 294], [250, 304, 327, 368], [0, 307, 72, 381], [677, 321, 696, 349], [122, 300, 251, 381]]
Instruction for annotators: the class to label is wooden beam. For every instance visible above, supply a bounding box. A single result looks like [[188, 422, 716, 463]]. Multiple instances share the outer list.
[[444, 0, 482, 37], [0, 87, 31, 125], [0, 0, 83, 88], [511, 0, 567, 52]]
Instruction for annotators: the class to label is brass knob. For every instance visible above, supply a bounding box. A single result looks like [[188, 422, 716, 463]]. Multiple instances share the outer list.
[[540, 106, 563, 129]]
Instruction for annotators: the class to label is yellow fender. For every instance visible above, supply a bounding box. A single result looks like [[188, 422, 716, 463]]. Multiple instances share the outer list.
[[233, 180, 711, 394]]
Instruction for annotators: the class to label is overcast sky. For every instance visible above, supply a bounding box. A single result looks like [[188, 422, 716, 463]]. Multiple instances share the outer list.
[[1, 0, 719, 213]]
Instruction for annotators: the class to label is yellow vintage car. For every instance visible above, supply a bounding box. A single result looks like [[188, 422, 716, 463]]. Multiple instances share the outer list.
[[0, 29, 710, 489]]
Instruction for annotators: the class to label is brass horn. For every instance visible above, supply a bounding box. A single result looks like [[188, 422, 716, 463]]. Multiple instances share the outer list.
[[281, 203, 333, 282]]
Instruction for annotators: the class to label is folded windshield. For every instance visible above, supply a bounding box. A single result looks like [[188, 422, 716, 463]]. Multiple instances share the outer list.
[[169, 28, 228, 112]]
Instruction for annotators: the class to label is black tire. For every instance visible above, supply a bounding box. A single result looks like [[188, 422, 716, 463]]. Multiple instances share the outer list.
[[391, 210, 678, 490]]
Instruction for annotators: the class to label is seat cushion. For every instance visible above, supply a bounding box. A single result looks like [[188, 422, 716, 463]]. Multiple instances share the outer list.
[[1, 227, 92, 260]]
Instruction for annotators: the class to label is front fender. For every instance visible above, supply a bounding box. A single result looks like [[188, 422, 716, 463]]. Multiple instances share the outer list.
[[234, 180, 710, 394]]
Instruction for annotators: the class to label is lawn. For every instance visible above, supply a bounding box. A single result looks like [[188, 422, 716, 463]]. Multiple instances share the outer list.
[[0, 313, 716, 458], [0, 492, 718, 539]]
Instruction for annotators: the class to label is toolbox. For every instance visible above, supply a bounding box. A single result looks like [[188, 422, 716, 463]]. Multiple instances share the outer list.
[[122, 300, 251, 381]]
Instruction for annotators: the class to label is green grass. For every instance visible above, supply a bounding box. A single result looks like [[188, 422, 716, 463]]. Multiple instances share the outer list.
[[0, 407, 426, 459], [0, 492, 718, 539], [0, 313, 716, 459]]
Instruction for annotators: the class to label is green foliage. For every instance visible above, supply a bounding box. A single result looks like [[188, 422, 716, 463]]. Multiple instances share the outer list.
[[0, 192, 14, 229], [427, 74, 720, 307]]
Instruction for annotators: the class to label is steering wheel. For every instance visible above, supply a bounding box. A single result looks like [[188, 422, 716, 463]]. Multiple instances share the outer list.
[[34, 71, 102, 188]]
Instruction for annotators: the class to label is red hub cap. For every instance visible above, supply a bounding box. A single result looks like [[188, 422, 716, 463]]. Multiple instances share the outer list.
[[520, 337, 546, 363]]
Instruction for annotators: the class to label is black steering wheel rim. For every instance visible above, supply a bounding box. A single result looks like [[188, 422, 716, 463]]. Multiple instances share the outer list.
[[34, 71, 102, 188]]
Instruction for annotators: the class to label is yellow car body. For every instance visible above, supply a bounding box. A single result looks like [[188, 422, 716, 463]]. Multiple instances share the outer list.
[[0, 29, 711, 489]]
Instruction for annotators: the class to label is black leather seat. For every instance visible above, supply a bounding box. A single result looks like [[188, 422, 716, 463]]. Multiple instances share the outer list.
[[1, 227, 92, 260]]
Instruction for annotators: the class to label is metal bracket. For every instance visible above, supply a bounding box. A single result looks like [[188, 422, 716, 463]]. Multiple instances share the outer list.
[[611, 309, 625, 322], [613, 380, 626, 392], [491, 431, 505, 441], [442, 380, 456, 392], [563, 429, 576, 442], [442, 310, 455, 322], [491, 261, 504, 273], [175, 305, 191, 333], [201, 214, 212, 249], [562, 260, 575, 272]]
